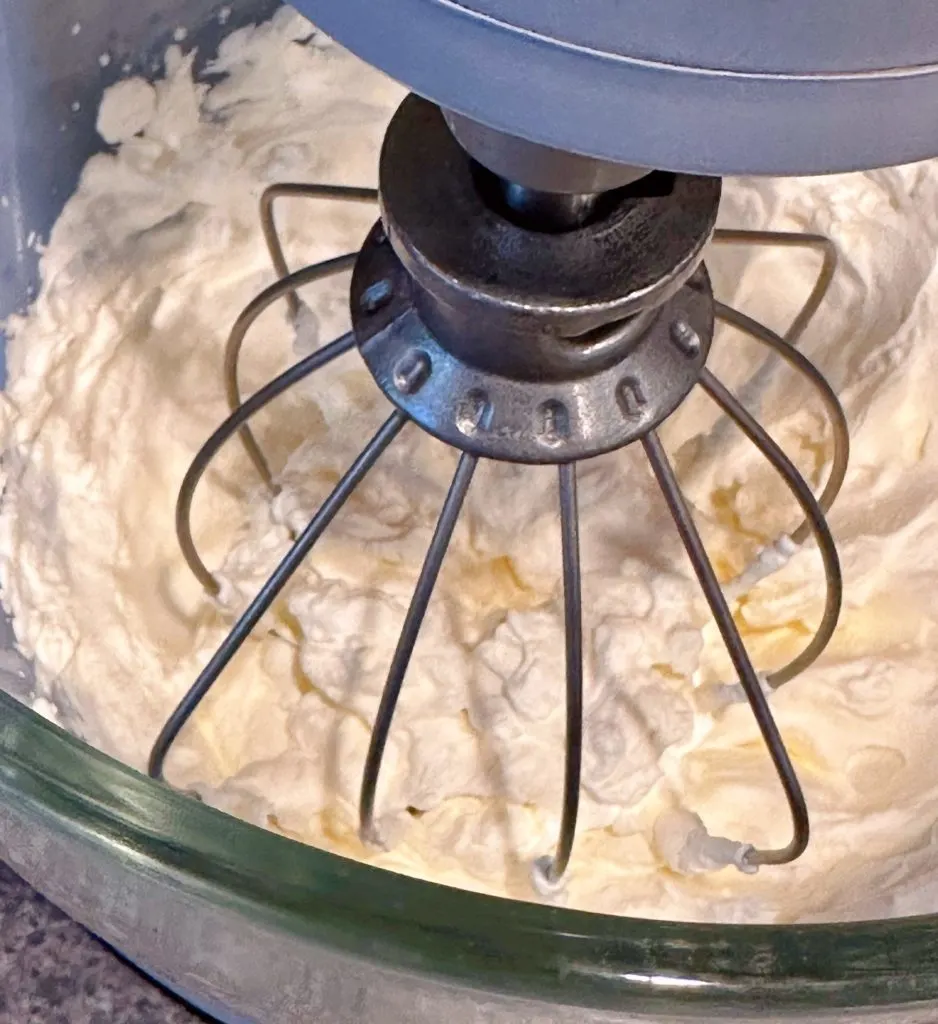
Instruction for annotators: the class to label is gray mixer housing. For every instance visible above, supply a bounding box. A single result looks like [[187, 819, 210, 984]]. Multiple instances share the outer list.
[[299, 0, 938, 176]]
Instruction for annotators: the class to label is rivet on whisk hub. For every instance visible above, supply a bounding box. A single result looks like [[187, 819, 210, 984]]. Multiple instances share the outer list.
[[616, 376, 647, 418], [360, 278, 393, 314], [537, 399, 570, 447], [670, 317, 701, 357], [393, 349, 431, 394], [456, 388, 493, 436]]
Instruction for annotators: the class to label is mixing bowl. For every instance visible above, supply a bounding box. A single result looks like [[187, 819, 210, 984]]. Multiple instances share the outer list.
[[3, 2, 938, 1021]]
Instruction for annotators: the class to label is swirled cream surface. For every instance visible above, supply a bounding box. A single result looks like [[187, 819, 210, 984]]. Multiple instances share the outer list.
[[4, 8, 938, 923]]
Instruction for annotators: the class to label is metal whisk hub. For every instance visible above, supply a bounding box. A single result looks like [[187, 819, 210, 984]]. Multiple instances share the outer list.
[[354, 95, 721, 463], [353, 225, 715, 463]]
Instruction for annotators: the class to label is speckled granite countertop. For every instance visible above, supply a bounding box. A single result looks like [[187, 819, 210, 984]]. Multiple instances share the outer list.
[[0, 859, 208, 1023]]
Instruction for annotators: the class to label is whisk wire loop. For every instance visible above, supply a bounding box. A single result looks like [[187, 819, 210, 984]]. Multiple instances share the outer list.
[[150, 409, 408, 780], [547, 461, 585, 884], [711, 229, 837, 350], [177, 331, 357, 595], [259, 182, 378, 318], [698, 366, 842, 689], [359, 450, 479, 843], [642, 428, 810, 867], [224, 253, 359, 491], [714, 301, 849, 544]]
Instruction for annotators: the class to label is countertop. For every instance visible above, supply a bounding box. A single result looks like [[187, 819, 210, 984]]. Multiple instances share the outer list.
[[0, 859, 208, 1023]]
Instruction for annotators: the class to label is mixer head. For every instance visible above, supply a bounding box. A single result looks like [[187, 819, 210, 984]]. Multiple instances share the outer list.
[[299, 0, 938, 177], [148, 90, 848, 893]]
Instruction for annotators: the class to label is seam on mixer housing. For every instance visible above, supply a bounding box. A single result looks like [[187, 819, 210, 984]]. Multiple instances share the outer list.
[[443, 0, 938, 81]]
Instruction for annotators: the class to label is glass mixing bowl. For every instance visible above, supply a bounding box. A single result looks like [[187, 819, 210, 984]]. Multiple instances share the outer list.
[[2, 3, 938, 1021]]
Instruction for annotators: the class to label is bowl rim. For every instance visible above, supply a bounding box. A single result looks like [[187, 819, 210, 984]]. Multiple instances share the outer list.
[[2, 689, 937, 1017]]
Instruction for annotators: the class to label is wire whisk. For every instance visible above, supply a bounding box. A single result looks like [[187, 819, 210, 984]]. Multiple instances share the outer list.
[[150, 177, 847, 892]]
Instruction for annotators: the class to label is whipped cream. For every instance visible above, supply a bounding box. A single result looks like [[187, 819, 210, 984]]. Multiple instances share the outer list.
[[4, 8, 938, 923]]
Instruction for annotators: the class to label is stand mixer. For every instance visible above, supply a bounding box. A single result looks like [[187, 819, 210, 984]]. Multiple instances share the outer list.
[[142, 0, 930, 887], [3, 2, 938, 1022]]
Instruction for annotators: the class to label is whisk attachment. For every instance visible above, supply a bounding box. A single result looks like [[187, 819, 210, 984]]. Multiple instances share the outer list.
[[154, 92, 850, 890]]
